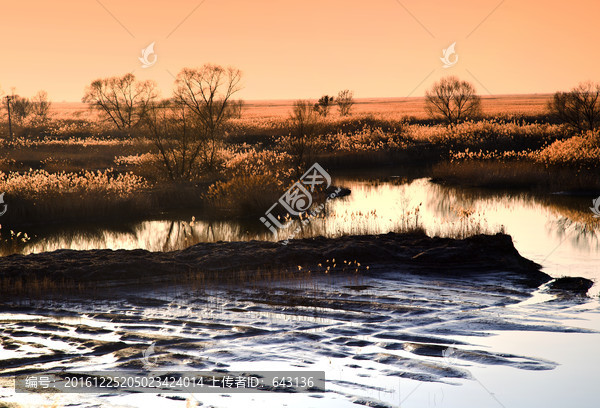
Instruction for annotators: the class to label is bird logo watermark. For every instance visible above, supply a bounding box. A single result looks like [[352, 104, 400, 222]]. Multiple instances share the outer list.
[[440, 42, 458, 68], [141, 342, 158, 370], [442, 346, 458, 365], [590, 196, 600, 218], [139, 42, 157, 68], [0, 193, 7, 216]]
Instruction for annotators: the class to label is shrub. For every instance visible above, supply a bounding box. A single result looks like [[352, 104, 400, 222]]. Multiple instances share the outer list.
[[313, 95, 335, 117], [206, 149, 294, 214], [0, 169, 152, 225], [287, 100, 322, 168], [336, 90, 354, 116]]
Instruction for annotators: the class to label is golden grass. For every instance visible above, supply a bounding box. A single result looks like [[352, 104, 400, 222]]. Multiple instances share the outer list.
[[534, 130, 600, 168], [206, 151, 301, 214], [49, 94, 552, 125], [0, 169, 150, 197], [0, 169, 154, 226]]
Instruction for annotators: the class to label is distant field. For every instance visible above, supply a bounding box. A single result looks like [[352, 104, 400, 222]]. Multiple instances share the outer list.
[[51, 94, 553, 121]]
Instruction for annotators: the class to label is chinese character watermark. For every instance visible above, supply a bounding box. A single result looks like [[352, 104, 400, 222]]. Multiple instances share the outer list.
[[0, 192, 7, 216], [590, 196, 600, 218], [260, 163, 341, 245]]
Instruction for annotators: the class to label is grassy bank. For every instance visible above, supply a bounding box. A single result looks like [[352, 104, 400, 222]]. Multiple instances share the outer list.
[[433, 129, 600, 190], [1, 106, 598, 230]]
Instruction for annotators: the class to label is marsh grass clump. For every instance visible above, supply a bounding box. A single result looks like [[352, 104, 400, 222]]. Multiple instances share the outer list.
[[321, 125, 409, 152], [533, 130, 600, 168], [449, 208, 489, 239], [0, 402, 22, 408], [206, 148, 295, 214], [0, 169, 152, 225], [408, 119, 566, 152], [433, 160, 575, 190], [436, 127, 600, 190], [181, 260, 369, 294], [0, 227, 31, 255]]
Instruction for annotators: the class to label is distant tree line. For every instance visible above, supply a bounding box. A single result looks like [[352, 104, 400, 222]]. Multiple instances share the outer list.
[[311, 90, 355, 117], [2, 69, 599, 176], [425, 76, 600, 132], [1, 89, 51, 138]]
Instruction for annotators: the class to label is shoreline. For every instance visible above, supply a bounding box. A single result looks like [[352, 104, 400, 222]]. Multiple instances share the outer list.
[[0, 232, 555, 296]]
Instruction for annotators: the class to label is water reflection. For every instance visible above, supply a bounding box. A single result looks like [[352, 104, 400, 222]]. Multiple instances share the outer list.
[[5, 177, 600, 286]]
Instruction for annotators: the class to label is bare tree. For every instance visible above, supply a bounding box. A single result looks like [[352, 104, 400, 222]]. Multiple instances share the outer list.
[[174, 64, 242, 170], [31, 91, 52, 124], [3, 94, 14, 139], [143, 100, 207, 180], [425, 76, 481, 123], [336, 89, 354, 116], [288, 100, 321, 168], [313, 95, 334, 117], [548, 81, 600, 132], [82, 73, 158, 133]]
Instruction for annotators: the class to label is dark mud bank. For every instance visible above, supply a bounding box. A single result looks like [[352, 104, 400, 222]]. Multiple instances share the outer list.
[[0, 232, 552, 291], [549, 277, 594, 295]]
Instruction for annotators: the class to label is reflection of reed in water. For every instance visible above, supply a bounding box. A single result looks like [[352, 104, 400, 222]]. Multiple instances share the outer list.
[[428, 180, 599, 247], [7, 178, 600, 259], [4, 223, 140, 256]]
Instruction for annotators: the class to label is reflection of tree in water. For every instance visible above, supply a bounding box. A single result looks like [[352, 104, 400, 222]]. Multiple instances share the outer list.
[[547, 216, 600, 253], [153, 218, 275, 251], [427, 182, 530, 220], [158, 219, 220, 251], [538, 194, 600, 253], [428, 180, 600, 251]]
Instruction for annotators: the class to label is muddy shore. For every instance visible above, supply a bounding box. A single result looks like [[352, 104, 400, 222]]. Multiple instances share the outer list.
[[0, 232, 553, 292], [0, 232, 597, 408]]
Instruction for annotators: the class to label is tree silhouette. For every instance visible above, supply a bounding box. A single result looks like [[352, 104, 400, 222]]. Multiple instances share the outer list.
[[425, 76, 481, 123]]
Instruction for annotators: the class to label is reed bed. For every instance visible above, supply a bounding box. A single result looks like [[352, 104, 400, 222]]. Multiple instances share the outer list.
[[0, 169, 153, 226], [0, 100, 598, 226]]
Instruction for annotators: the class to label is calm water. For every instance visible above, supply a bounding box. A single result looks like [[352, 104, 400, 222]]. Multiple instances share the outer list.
[[2, 175, 600, 408], [6, 175, 600, 292]]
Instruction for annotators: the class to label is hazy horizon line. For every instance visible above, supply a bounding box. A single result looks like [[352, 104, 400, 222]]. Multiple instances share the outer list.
[[49, 92, 554, 105]]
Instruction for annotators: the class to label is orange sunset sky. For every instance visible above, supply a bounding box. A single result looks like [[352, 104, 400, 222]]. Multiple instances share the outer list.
[[1, 0, 598, 102]]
